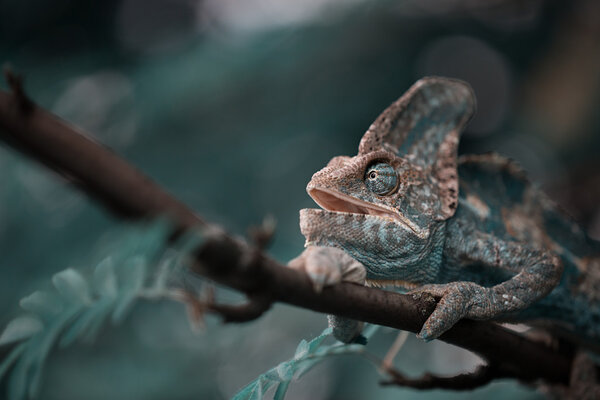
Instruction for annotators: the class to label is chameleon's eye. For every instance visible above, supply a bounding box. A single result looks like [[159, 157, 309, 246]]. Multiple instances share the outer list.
[[364, 162, 398, 195]]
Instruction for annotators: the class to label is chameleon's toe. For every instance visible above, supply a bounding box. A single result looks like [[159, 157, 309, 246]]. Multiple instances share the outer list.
[[418, 304, 463, 341], [306, 270, 328, 292], [413, 282, 477, 340]]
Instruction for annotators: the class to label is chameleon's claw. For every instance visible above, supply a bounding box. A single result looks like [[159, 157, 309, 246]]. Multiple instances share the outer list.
[[306, 271, 327, 292], [418, 298, 466, 340]]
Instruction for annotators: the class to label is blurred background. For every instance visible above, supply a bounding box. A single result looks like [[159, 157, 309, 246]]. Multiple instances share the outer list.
[[1, 0, 600, 399]]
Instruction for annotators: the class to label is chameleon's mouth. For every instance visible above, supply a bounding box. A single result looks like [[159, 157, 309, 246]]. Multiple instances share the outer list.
[[308, 187, 424, 236]]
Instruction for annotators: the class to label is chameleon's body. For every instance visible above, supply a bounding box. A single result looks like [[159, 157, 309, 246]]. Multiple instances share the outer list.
[[289, 77, 600, 348]]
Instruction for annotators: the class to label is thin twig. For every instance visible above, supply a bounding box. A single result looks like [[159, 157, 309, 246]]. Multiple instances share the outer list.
[[2, 65, 32, 114], [208, 294, 272, 323], [381, 331, 409, 371], [248, 215, 277, 251]]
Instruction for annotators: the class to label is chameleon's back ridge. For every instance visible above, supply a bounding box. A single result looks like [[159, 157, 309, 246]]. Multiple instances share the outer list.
[[455, 153, 600, 343]]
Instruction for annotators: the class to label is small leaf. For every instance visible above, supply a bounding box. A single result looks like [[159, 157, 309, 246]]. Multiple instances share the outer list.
[[28, 305, 82, 399], [276, 362, 293, 381], [151, 256, 175, 293], [52, 269, 92, 305], [294, 339, 309, 359], [80, 298, 117, 343], [231, 382, 254, 400], [295, 357, 327, 378], [0, 342, 27, 383], [0, 316, 43, 346], [8, 334, 42, 400], [262, 368, 280, 382], [232, 381, 261, 400], [59, 298, 113, 347], [248, 377, 266, 400], [233, 375, 277, 400], [273, 380, 290, 400], [307, 328, 332, 353], [112, 257, 147, 323], [93, 258, 117, 297], [19, 291, 63, 318]]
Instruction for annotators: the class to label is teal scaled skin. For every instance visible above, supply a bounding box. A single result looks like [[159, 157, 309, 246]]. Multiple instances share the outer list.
[[292, 77, 600, 348]]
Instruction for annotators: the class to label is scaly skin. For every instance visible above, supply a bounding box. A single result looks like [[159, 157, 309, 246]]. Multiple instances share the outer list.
[[289, 77, 600, 347]]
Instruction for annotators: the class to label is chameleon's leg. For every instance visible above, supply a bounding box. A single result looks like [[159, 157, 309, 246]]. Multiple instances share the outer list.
[[413, 231, 563, 340], [288, 246, 366, 343]]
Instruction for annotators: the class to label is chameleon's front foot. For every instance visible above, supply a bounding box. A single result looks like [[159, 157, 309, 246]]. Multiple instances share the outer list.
[[411, 282, 493, 341], [288, 246, 366, 291], [288, 246, 366, 343]]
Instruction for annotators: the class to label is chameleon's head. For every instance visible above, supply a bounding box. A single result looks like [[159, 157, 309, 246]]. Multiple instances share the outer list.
[[300, 77, 475, 281]]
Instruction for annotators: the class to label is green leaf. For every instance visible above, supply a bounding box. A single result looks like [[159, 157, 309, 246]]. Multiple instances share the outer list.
[[0, 316, 43, 346], [233, 328, 335, 400], [295, 357, 326, 379], [93, 257, 117, 297], [59, 298, 114, 347], [273, 380, 290, 400], [79, 299, 116, 343], [19, 291, 63, 319], [248, 377, 269, 400], [233, 375, 280, 400], [233, 380, 260, 400], [8, 334, 42, 400], [151, 256, 175, 293], [6, 307, 81, 400], [276, 362, 293, 381], [52, 269, 92, 305], [28, 305, 82, 399], [112, 257, 147, 323], [0, 222, 204, 400], [307, 328, 332, 353], [294, 339, 309, 359], [0, 343, 27, 383]]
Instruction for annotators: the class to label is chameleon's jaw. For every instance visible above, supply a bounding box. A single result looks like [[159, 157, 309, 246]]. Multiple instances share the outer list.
[[307, 187, 425, 238]]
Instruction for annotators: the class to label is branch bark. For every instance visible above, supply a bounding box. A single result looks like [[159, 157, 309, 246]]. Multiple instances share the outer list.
[[381, 364, 499, 390], [0, 77, 576, 388]]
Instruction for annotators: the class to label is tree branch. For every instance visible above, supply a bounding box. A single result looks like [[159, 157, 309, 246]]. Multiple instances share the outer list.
[[0, 68, 205, 234], [381, 364, 500, 390], [0, 78, 576, 388]]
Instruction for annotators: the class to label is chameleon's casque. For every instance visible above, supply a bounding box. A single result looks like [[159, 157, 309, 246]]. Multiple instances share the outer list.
[[291, 77, 600, 347]]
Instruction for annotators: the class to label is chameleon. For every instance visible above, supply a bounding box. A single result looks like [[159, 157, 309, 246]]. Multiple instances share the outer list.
[[288, 77, 600, 351]]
